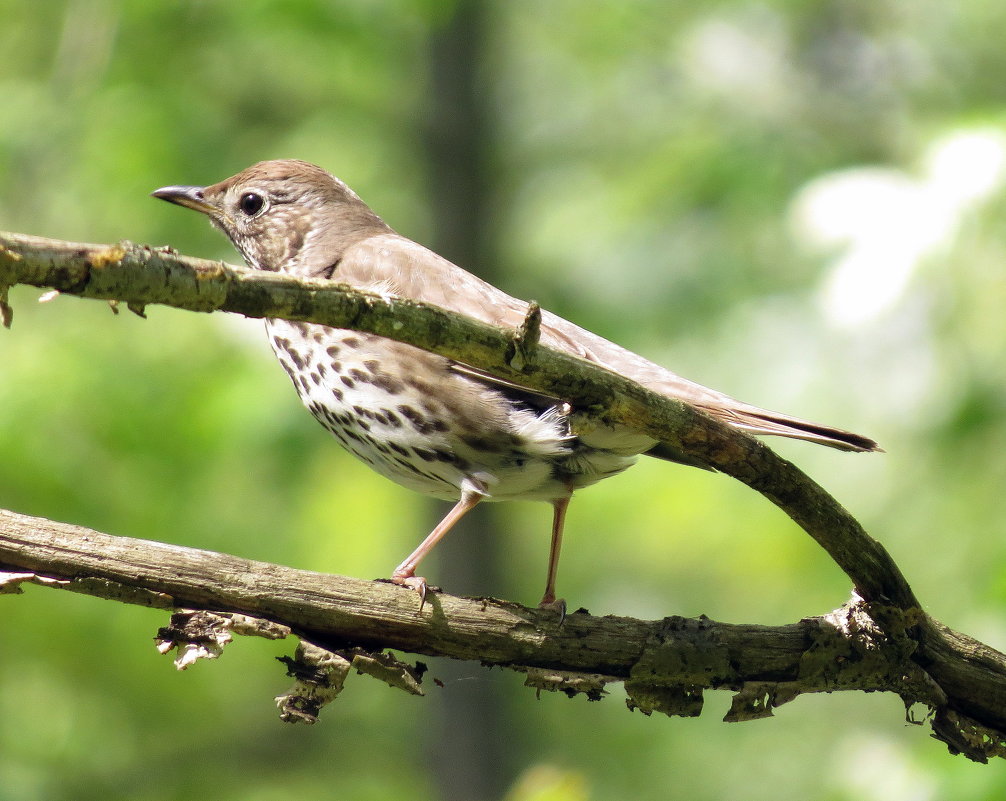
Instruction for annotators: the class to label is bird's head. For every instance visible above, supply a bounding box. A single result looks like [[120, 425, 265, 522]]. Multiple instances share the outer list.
[[152, 159, 388, 275]]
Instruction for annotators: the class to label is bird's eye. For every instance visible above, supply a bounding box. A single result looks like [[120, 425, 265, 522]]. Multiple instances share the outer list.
[[239, 192, 265, 216]]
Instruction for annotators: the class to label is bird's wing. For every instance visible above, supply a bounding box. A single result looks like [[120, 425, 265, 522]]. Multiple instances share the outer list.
[[447, 363, 567, 412], [336, 233, 878, 452]]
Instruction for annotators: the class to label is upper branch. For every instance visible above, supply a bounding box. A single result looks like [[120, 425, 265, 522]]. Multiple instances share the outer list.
[[0, 230, 912, 608]]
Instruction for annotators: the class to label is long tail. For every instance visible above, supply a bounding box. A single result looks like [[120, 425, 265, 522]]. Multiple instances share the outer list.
[[707, 402, 880, 452]]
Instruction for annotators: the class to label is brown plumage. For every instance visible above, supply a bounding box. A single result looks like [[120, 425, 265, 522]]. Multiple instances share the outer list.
[[153, 159, 878, 611]]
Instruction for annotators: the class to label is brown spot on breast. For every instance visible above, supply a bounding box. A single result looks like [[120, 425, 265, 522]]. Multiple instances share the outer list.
[[372, 374, 405, 394], [407, 377, 435, 395], [461, 434, 498, 452], [398, 405, 435, 434]]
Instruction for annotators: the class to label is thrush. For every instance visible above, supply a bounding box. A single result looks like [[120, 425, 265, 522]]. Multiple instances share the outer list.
[[153, 159, 878, 611]]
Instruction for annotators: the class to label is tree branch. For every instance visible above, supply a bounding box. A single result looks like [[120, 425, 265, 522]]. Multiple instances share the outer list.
[[2, 231, 1005, 759], [0, 231, 910, 605], [0, 507, 1003, 758]]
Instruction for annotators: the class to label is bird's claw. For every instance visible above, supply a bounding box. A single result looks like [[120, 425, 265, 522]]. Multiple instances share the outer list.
[[392, 573, 429, 612], [537, 596, 567, 625]]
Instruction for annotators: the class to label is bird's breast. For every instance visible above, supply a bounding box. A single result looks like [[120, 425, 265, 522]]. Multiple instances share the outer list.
[[264, 318, 642, 503]]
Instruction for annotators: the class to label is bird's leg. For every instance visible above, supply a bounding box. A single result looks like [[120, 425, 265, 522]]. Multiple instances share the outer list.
[[391, 489, 483, 610], [538, 495, 571, 620]]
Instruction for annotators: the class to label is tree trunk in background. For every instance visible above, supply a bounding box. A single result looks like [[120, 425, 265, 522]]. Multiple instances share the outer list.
[[421, 2, 514, 800]]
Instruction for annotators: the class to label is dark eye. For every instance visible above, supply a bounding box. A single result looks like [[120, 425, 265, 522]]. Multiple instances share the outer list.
[[239, 192, 265, 216]]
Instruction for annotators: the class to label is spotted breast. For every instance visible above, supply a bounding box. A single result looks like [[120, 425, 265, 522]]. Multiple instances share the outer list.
[[266, 319, 639, 504]]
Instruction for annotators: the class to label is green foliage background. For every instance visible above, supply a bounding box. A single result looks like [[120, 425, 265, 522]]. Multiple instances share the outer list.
[[3, 1, 1006, 799]]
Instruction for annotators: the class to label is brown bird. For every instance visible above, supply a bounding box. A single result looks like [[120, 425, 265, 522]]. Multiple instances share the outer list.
[[153, 159, 877, 612]]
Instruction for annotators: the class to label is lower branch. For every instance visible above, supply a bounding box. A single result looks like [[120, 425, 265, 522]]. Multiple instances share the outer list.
[[2, 508, 1004, 760]]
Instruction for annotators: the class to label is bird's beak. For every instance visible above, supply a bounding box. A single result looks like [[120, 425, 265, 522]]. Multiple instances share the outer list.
[[151, 185, 218, 217]]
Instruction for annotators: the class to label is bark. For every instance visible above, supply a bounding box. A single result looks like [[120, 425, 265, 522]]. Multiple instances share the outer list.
[[2, 231, 1005, 761]]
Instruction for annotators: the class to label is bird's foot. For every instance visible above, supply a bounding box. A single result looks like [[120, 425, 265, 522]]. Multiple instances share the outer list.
[[537, 595, 567, 625], [392, 571, 429, 612]]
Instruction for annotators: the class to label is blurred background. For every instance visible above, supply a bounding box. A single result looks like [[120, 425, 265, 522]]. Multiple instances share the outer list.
[[3, 1, 1006, 798]]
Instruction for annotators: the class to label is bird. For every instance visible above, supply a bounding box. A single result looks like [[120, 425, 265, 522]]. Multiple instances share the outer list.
[[152, 159, 878, 613]]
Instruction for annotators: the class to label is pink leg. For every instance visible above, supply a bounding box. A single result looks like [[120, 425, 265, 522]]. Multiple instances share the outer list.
[[538, 495, 571, 616], [391, 490, 483, 609]]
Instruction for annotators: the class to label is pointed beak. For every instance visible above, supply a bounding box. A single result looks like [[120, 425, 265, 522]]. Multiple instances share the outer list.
[[151, 185, 218, 216]]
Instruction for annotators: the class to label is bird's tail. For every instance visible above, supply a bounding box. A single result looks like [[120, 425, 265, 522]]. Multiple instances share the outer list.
[[713, 403, 880, 452]]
